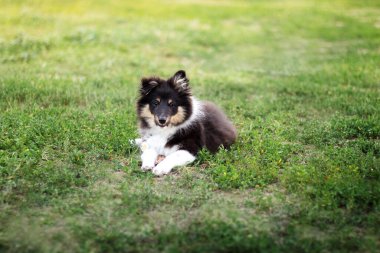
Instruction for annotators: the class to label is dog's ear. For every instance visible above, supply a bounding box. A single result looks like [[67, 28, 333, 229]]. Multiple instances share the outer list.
[[172, 70, 189, 91], [140, 78, 159, 95]]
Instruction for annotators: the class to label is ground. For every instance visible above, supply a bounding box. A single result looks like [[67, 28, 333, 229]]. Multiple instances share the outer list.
[[0, 0, 379, 252]]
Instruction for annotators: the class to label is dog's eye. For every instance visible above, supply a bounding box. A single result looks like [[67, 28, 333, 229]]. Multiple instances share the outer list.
[[168, 102, 175, 107], [152, 100, 160, 106]]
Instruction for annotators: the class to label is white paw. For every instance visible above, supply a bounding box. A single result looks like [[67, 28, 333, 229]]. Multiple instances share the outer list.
[[140, 149, 157, 171], [141, 165, 153, 171], [141, 158, 155, 171], [152, 164, 172, 176]]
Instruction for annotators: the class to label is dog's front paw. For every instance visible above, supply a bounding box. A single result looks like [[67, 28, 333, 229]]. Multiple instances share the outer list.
[[141, 164, 154, 171], [141, 159, 155, 172], [152, 164, 172, 176], [140, 149, 157, 171]]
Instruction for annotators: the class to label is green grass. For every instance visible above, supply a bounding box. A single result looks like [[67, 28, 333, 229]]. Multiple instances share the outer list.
[[1, 0, 379, 252]]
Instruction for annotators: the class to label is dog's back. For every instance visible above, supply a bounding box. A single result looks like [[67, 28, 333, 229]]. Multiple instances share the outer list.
[[165, 100, 236, 155], [201, 101, 237, 153]]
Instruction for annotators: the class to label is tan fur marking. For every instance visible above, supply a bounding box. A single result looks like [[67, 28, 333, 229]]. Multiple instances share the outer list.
[[140, 104, 154, 126], [168, 99, 173, 104], [170, 106, 186, 125]]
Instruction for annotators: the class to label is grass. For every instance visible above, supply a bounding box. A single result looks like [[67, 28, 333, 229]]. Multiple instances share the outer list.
[[0, 0, 379, 252]]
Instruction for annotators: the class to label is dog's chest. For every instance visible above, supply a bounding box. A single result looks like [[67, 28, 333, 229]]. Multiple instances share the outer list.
[[141, 127, 179, 156]]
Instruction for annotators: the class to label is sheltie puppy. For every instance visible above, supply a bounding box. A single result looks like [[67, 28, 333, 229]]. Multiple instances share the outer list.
[[134, 70, 236, 176]]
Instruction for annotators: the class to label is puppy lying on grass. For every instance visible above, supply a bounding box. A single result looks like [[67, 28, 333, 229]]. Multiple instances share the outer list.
[[133, 70, 236, 176]]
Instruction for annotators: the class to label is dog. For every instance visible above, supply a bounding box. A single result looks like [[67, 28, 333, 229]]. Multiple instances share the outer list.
[[134, 70, 237, 176]]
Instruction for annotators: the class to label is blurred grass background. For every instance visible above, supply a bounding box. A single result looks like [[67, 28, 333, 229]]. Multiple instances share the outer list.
[[0, 0, 379, 252]]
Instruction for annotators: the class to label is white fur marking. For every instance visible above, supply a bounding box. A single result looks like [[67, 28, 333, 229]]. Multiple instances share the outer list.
[[141, 148, 157, 171], [177, 97, 204, 131], [152, 150, 195, 176]]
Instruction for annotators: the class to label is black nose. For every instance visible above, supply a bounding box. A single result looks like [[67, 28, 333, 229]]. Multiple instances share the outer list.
[[158, 118, 167, 125]]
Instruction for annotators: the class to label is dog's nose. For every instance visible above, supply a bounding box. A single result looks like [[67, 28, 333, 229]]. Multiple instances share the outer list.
[[158, 117, 167, 125]]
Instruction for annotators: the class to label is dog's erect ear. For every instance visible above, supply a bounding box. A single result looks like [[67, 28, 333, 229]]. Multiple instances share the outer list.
[[140, 78, 159, 95], [172, 70, 189, 91]]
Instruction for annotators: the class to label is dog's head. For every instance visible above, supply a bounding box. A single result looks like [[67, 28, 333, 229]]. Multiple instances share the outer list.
[[137, 70, 193, 128]]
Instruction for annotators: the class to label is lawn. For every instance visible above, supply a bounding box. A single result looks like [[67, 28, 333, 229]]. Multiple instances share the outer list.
[[0, 0, 379, 252]]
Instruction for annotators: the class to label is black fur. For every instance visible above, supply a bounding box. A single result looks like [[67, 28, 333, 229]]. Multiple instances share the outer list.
[[166, 102, 237, 154]]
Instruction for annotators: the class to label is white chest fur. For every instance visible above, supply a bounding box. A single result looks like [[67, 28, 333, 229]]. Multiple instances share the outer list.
[[140, 126, 179, 156]]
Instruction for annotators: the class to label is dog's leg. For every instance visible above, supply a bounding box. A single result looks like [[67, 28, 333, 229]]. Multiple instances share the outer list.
[[141, 148, 158, 171], [152, 150, 195, 176]]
